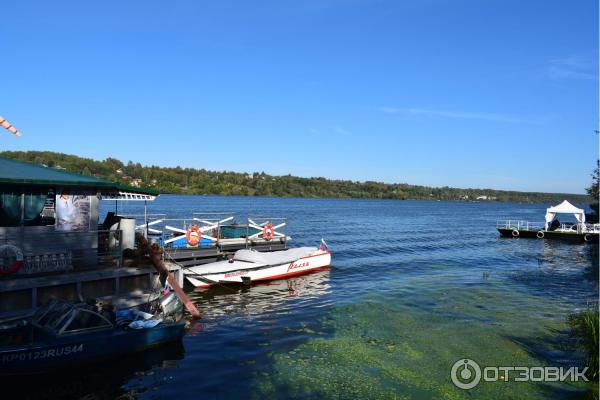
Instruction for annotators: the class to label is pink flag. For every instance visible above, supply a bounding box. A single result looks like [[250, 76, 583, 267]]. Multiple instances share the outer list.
[[0, 115, 21, 137]]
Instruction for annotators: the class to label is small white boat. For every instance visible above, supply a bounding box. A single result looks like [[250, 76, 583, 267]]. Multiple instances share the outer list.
[[183, 247, 331, 288]]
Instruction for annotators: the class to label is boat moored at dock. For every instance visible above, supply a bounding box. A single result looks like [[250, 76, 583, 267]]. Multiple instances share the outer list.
[[184, 246, 331, 288], [0, 294, 185, 376]]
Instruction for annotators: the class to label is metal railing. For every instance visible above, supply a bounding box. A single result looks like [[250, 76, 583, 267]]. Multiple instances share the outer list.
[[554, 222, 600, 234], [496, 220, 545, 231], [117, 212, 236, 249], [497, 220, 600, 234], [115, 212, 291, 250], [584, 223, 600, 233], [0, 229, 124, 276], [115, 213, 168, 236], [162, 216, 230, 247], [246, 216, 288, 248]]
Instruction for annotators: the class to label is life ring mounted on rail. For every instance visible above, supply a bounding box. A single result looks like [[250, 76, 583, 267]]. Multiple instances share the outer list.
[[511, 229, 520, 237], [584, 234, 592, 242], [536, 231, 545, 239], [263, 223, 275, 241], [0, 244, 24, 275], [186, 225, 202, 246]]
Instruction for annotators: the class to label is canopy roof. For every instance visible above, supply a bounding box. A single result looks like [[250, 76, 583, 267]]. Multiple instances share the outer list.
[[0, 156, 158, 197], [545, 200, 585, 227], [546, 200, 585, 215]]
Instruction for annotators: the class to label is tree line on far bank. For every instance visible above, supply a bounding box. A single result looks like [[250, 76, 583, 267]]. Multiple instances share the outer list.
[[1, 150, 591, 205]]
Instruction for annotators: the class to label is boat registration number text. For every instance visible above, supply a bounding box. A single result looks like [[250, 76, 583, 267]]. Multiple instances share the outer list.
[[224, 270, 246, 278], [2, 344, 84, 363]]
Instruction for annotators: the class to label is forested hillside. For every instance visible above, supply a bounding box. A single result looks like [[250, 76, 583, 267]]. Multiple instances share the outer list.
[[1, 151, 590, 204]]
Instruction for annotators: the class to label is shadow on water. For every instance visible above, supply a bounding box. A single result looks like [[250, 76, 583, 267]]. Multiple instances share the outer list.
[[584, 243, 599, 281], [504, 330, 595, 400], [506, 240, 598, 306], [2, 341, 185, 400]]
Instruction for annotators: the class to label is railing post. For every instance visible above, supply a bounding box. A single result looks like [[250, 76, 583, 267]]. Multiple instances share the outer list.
[[245, 217, 249, 249], [144, 201, 148, 239], [284, 218, 288, 249], [119, 229, 124, 268], [217, 220, 220, 248]]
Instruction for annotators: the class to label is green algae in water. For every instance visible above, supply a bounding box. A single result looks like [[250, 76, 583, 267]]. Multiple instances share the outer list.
[[252, 276, 594, 399]]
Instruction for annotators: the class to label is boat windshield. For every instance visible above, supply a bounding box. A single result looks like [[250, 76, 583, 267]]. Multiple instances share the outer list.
[[34, 301, 76, 331], [59, 309, 113, 334]]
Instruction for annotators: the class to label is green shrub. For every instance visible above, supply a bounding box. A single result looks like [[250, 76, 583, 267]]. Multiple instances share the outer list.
[[568, 304, 599, 380]]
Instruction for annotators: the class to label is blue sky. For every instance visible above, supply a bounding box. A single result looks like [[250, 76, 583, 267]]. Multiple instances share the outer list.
[[1, 0, 598, 193]]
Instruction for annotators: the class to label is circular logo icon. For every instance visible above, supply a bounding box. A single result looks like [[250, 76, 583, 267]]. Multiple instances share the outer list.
[[451, 358, 481, 389]]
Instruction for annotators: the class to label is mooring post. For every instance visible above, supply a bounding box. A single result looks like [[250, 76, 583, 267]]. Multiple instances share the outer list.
[[138, 235, 200, 319]]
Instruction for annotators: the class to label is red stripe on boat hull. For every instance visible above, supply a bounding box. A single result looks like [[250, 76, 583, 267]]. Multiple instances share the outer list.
[[191, 265, 330, 288]]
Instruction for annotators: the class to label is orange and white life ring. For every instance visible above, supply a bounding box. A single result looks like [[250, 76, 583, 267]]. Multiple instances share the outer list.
[[263, 223, 275, 241], [0, 244, 24, 275], [186, 225, 202, 246]]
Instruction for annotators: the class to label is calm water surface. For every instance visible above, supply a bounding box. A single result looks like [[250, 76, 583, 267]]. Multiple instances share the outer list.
[[24, 196, 600, 399]]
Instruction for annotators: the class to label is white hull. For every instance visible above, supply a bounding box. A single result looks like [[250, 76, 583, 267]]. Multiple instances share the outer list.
[[184, 249, 331, 288]]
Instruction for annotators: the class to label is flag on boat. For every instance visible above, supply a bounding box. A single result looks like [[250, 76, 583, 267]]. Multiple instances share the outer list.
[[0, 115, 21, 137], [319, 238, 329, 251], [162, 282, 173, 295]]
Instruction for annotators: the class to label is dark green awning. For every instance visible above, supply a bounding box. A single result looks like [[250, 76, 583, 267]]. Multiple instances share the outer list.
[[0, 156, 158, 196]]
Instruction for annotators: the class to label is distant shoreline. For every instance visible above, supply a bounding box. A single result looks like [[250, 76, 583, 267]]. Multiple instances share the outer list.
[[1, 150, 590, 205], [149, 192, 591, 206]]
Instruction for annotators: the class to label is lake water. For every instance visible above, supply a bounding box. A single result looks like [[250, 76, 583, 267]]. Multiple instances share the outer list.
[[23, 196, 600, 399]]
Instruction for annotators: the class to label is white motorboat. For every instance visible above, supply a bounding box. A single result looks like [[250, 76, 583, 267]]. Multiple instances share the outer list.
[[183, 246, 331, 288]]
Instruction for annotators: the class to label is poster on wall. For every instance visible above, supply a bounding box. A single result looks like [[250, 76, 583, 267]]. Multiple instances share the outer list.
[[55, 191, 91, 231]]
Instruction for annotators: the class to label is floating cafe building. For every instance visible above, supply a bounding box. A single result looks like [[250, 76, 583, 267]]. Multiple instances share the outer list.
[[0, 156, 293, 319], [0, 156, 164, 317]]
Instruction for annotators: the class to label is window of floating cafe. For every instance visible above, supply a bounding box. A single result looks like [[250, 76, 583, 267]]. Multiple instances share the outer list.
[[0, 187, 49, 227], [0, 187, 97, 229]]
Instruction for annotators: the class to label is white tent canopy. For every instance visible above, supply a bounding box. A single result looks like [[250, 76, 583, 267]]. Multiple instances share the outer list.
[[544, 200, 585, 229]]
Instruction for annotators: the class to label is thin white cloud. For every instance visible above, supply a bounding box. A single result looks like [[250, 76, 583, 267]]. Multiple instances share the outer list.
[[307, 126, 351, 135], [547, 56, 597, 80], [334, 126, 349, 135], [377, 107, 529, 123]]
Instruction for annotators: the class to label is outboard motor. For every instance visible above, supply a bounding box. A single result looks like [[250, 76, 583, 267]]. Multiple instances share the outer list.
[[159, 292, 183, 317]]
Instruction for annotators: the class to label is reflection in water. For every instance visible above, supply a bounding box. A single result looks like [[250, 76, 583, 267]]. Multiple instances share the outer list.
[[539, 240, 589, 268], [3, 341, 185, 400], [188, 269, 332, 327]]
